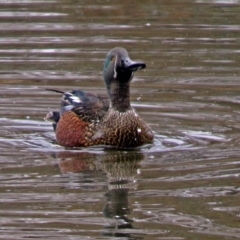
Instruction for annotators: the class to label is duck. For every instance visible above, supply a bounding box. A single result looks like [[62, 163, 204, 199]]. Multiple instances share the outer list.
[[45, 47, 154, 148]]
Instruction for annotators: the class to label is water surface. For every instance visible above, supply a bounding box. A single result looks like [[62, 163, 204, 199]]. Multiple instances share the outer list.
[[1, 0, 240, 239]]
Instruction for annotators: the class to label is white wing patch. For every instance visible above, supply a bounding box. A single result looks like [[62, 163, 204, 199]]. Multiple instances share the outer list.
[[64, 92, 82, 104], [70, 95, 81, 103]]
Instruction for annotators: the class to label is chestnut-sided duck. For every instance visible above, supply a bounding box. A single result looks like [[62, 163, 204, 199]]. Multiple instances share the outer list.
[[45, 47, 154, 148]]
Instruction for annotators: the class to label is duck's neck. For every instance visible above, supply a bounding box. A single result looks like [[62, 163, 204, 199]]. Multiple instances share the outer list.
[[107, 81, 131, 112]]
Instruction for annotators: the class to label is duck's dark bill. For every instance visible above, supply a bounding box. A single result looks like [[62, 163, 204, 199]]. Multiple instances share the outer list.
[[121, 57, 146, 71], [127, 62, 146, 71]]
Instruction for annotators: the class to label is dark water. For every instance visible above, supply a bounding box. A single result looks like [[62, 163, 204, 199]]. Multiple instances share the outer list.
[[1, 0, 240, 239]]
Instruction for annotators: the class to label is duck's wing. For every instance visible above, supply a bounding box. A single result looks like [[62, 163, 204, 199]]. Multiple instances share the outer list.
[[45, 89, 109, 125], [63, 89, 109, 123]]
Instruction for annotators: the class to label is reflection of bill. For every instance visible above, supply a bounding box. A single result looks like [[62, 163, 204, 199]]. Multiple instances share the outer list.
[[103, 188, 134, 237]]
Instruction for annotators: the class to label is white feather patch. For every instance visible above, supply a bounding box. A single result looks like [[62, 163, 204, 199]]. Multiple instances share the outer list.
[[70, 95, 81, 103]]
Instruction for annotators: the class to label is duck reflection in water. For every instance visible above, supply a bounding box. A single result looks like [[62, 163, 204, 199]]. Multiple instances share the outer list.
[[55, 150, 143, 238]]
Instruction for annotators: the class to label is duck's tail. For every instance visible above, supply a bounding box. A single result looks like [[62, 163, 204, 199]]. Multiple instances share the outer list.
[[45, 88, 65, 94], [44, 111, 60, 132]]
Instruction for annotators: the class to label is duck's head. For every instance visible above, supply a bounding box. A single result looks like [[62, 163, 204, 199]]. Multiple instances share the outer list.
[[103, 47, 146, 86]]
